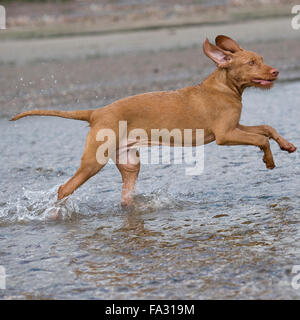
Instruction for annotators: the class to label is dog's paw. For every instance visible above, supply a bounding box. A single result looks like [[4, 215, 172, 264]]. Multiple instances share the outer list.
[[263, 155, 275, 169], [266, 162, 275, 169], [278, 138, 297, 153], [280, 144, 297, 153], [57, 185, 69, 200]]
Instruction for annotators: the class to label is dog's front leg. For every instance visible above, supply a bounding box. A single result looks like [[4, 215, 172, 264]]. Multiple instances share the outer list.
[[238, 124, 296, 153], [215, 128, 275, 169]]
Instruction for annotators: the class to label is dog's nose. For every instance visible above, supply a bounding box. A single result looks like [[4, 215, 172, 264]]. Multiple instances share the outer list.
[[270, 68, 279, 77]]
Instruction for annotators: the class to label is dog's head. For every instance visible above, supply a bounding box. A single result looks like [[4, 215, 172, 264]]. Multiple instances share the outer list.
[[203, 35, 279, 89]]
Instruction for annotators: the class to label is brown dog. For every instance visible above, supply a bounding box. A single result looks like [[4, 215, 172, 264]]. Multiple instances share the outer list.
[[11, 35, 296, 205]]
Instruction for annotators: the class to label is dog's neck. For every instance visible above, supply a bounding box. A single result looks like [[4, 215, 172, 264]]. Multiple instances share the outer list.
[[201, 68, 244, 101]]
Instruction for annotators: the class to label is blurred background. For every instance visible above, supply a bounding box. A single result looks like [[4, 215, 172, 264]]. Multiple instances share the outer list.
[[2, 0, 298, 37], [1, 0, 299, 117], [1, 1, 300, 300]]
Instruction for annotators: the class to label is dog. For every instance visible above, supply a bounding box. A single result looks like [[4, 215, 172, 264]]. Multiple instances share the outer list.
[[11, 35, 297, 205]]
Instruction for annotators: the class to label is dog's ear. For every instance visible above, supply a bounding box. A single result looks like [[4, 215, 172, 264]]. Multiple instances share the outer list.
[[203, 38, 233, 67], [215, 35, 242, 53]]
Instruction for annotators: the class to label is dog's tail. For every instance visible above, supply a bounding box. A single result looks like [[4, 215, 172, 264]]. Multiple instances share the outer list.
[[10, 109, 93, 122]]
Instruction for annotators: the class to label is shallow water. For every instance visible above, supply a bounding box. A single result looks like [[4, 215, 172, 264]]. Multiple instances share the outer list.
[[0, 81, 300, 299]]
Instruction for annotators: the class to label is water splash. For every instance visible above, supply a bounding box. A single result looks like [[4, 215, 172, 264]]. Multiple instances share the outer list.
[[0, 186, 79, 224]]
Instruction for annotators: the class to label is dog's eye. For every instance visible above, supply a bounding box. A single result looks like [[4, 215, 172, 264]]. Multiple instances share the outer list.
[[248, 60, 255, 66]]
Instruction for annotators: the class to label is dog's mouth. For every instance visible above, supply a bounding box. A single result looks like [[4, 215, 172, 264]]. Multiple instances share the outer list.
[[252, 78, 276, 86]]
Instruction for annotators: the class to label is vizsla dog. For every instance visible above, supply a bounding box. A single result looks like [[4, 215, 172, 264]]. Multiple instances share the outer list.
[[11, 35, 296, 205]]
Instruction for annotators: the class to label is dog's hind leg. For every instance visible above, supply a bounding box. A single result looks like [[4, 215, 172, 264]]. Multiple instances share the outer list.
[[57, 160, 104, 200], [57, 128, 113, 200], [116, 149, 141, 206]]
